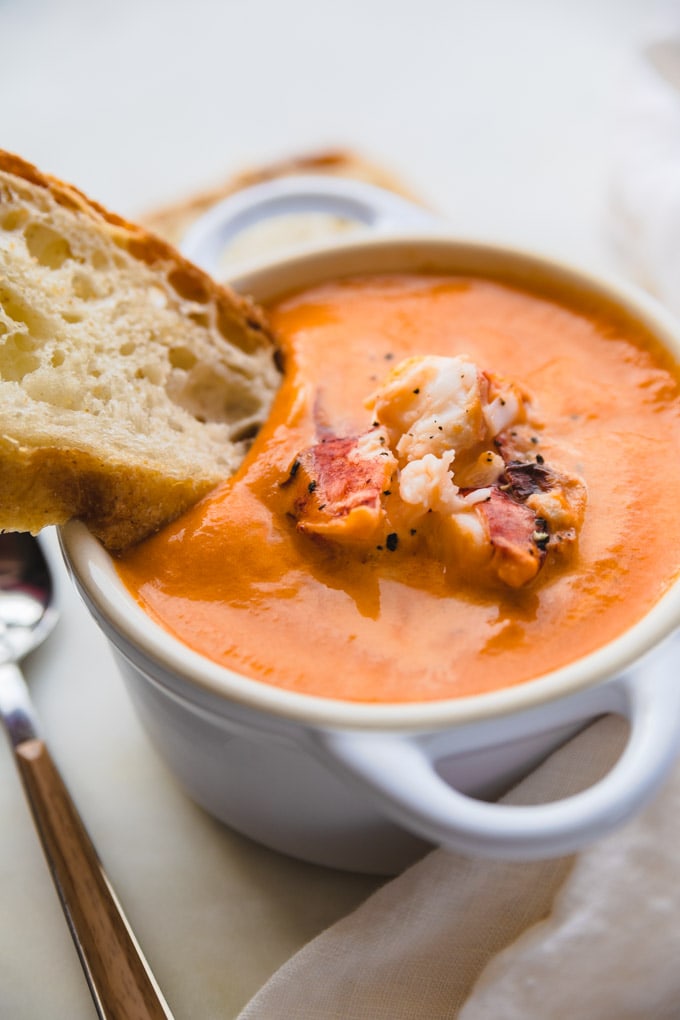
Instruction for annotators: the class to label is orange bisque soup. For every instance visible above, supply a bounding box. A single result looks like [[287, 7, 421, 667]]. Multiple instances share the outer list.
[[117, 272, 680, 703]]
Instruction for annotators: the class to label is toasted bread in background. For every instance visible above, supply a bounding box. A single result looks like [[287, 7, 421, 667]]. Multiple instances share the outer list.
[[142, 149, 422, 265], [0, 150, 280, 551]]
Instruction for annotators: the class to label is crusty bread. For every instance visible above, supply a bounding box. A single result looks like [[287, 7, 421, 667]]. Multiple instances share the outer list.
[[0, 150, 280, 551]]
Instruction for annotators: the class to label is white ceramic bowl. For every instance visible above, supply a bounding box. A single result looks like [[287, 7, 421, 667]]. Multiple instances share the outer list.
[[61, 177, 680, 874]]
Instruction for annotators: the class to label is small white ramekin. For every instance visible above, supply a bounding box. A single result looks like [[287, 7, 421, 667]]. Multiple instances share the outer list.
[[61, 177, 680, 874]]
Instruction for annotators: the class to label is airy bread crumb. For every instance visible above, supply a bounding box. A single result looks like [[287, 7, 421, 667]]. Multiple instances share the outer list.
[[0, 150, 281, 550]]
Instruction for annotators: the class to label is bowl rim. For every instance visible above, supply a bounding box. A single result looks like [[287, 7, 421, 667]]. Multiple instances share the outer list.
[[60, 230, 680, 732]]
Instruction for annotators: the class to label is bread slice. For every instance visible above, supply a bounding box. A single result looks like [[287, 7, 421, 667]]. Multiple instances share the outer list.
[[0, 150, 281, 551]]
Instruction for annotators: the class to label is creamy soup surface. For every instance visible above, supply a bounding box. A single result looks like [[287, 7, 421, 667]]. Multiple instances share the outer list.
[[117, 273, 680, 702]]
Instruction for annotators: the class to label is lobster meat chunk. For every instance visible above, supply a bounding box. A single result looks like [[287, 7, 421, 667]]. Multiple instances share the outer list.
[[283, 355, 587, 588]]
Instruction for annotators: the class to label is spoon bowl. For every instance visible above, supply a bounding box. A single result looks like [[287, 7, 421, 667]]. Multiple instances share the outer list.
[[0, 532, 57, 661]]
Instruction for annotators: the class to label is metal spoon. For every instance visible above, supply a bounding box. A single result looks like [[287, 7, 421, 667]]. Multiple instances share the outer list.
[[0, 531, 174, 1020]]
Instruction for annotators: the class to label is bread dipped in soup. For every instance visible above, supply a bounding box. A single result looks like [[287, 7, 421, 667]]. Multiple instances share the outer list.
[[117, 271, 680, 703], [5, 151, 676, 706]]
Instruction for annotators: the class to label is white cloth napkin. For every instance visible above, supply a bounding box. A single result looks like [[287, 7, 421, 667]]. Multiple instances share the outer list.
[[238, 716, 680, 1019], [237, 16, 680, 1020]]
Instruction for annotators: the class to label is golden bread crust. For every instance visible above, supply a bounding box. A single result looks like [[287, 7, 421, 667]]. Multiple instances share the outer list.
[[0, 149, 273, 346], [0, 150, 280, 549], [0, 439, 216, 552]]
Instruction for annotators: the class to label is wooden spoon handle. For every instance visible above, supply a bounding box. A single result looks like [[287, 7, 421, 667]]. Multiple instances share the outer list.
[[15, 737, 174, 1020]]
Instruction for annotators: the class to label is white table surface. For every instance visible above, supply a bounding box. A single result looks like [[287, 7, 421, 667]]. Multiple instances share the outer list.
[[0, 1, 655, 1016]]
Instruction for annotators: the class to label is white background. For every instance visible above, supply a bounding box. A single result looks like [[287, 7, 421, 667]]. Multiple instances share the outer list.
[[1, 0, 650, 262], [0, 1, 656, 1017]]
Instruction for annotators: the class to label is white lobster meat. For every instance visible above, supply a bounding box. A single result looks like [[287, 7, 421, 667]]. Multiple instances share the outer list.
[[283, 355, 586, 588]]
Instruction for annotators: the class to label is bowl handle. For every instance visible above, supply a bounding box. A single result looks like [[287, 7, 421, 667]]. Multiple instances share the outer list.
[[180, 174, 441, 274], [313, 638, 680, 860]]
